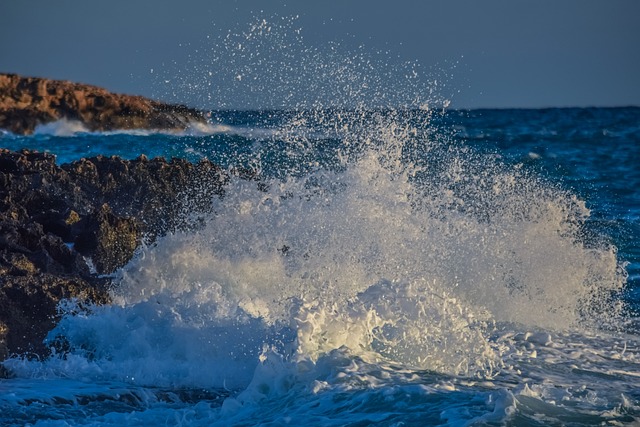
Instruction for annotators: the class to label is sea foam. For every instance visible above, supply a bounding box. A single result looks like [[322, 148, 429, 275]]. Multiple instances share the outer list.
[[25, 104, 625, 397], [2, 17, 634, 426]]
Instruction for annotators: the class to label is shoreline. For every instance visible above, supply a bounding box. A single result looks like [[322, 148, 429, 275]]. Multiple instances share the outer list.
[[0, 73, 207, 135], [0, 149, 230, 363]]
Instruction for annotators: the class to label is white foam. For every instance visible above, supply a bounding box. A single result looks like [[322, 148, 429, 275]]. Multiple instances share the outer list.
[[34, 119, 90, 136], [14, 107, 623, 400], [1, 16, 637, 426], [28, 118, 272, 139]]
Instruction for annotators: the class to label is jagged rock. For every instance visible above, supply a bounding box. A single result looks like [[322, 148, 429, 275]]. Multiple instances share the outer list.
[[0, 274, 110, 358], [0, 73, 207, 135], [74, 204, 140, 275], [0, 149, 229, 360]]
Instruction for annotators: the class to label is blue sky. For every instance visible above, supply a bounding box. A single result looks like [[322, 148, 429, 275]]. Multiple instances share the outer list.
[[1, 0, 638, 109]]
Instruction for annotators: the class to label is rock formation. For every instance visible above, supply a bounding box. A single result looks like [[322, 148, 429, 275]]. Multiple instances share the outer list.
[[0, 73, 207, 135], [0, 149, 229, 362]]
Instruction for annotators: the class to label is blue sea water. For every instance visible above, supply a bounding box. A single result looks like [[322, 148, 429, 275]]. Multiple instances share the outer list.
[[0, 106, 639, 426]]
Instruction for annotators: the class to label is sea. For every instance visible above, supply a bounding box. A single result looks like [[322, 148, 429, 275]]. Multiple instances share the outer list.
[[1, 17, 639, 426], [0, 105, 639, 427]]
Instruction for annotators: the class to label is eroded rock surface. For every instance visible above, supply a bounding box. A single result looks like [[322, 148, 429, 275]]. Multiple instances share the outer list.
[[0, 73, 206, 135], [0, 149, 228, 361]]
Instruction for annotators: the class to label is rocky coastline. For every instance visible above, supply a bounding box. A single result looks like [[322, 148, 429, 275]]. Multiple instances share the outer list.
[[0, 75, 238, 370], [0, 74, 228, 368], [0, 73, 207, 135], [0, 149, 230, 364]]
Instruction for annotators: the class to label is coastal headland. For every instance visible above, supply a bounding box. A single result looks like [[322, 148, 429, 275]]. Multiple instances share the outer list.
[[0, 73, 206, 135], [0, 75, 236, 367], [0, 149, 230, 364]]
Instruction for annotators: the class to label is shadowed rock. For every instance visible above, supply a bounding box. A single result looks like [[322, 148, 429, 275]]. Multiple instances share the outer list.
[[0, 73, 207, 135], [0, 149, 229, 362]]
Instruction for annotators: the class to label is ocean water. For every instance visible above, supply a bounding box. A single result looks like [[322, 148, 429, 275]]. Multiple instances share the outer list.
[[1, 106, 639, 426], [1, 15, 640, 426]]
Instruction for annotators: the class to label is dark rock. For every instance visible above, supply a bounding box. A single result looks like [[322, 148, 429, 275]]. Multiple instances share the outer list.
[[0, 149, 229, 361], [74, 203, 140, 275], [0, 274, 110, 357], [0, 73, 207, 135]]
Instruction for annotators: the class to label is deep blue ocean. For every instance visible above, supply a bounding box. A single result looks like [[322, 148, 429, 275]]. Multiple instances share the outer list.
[[0, 106, 639, 426]]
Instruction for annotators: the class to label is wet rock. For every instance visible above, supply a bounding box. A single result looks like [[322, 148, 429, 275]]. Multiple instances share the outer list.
[[0, 73, 207, 135], [0, 274, 110, 358], [74, 204, 140, 275], [0, 149, 229, 360]]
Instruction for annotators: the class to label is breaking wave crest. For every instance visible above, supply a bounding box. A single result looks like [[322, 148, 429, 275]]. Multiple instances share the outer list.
[[15, 105, 623, 398], [3, 20, 630, 426]]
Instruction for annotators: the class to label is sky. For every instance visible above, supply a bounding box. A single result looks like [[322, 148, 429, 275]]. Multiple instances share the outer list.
[[1, 0, 638, 109]]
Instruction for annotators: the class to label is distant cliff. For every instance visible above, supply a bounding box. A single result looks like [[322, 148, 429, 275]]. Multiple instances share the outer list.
[[0, 73, 206, 135]]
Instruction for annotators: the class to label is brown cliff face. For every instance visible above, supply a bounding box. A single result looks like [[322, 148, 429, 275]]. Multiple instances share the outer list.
[[0, 73, 206, 135]]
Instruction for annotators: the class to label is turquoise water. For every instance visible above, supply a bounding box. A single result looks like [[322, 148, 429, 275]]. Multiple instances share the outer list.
[[1, 107, 639, 426]]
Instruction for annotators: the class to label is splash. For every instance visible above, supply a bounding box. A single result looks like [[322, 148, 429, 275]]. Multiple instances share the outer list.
[[155, 15, 454, 111], [33, 118, 89, 136], [18, 18, 627, 394], [32, 106, 624, 392], [29, 118, 248, 138]]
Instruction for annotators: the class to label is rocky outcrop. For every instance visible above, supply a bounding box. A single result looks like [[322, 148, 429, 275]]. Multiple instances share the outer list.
[[0, 149, 229, 361], [0, 73, 207, 135]]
